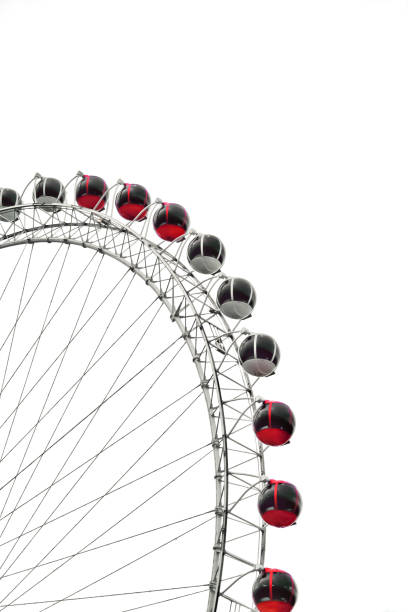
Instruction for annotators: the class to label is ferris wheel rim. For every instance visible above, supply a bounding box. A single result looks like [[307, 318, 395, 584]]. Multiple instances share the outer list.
[[0, 201, 266, 612]]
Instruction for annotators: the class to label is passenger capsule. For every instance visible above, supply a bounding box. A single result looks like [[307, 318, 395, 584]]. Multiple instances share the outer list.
[[254, 401, 295, 446], [258, 480, 302, 528], [115, 183, 150, 221], [0, 188, 21, 222], [153, 203, 190, 241], [34, 177, 65, 211], [216, 278, 256, 319], [239, 333, 280, 377], [187, 234, 225, 274], [76, 175, 107, 211], [253, 568, 297, 612]]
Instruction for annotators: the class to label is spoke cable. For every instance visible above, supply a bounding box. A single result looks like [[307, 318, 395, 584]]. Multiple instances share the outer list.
[[0, 387, 201, 532], [2, 447, 213, 608], [0, 245, 71, 532], [0, 294, 159, 466], [0, 254, 111, 564], [0, 333, 181, 497], [0, 340, 188, 598]]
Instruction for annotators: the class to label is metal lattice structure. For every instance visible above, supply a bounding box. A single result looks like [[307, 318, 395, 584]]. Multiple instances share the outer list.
[[0, 193, 268, 612]]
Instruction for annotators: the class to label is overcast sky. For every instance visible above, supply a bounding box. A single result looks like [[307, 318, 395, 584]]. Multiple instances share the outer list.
[[1, 1, 408, 611]]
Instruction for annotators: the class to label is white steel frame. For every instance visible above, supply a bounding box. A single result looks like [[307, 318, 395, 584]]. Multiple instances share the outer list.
[[0, 201, 267, 612]]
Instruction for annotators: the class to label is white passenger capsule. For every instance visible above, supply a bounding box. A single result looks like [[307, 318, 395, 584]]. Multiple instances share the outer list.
[[0, 188, 21, 222], [216, 277, 256, 319], [34, 177, 66, 211], [187, 234, 225, 274], [239, 333, 280, 377]]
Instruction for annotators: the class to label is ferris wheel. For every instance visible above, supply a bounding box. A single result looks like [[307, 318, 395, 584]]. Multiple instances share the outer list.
[[0, 173, 301, 612]]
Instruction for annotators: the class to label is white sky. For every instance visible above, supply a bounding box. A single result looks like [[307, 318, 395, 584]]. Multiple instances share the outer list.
[[1, 1, 408, 611]]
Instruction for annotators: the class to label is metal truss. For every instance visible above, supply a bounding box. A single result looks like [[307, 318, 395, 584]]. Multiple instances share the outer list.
[[0, 203, 266, 612]]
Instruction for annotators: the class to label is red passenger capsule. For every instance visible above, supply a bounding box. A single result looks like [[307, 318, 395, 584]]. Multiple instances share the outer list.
[[253, 401, 295, 446], [153, 203, 189, 241], [115, 183, 150, 221], [76, 175, 107, 211], [258, 480, 301, 528], [253, 568, 297, 612]]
